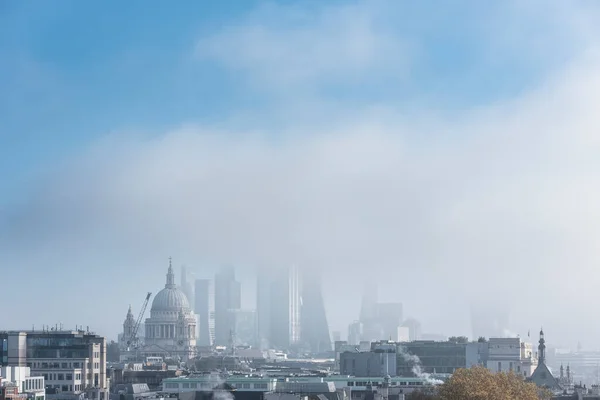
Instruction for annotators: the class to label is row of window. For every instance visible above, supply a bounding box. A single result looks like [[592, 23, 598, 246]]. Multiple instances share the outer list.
[[166, 382, 270, 390], [29, 361, 87, 369], [47, 384, 82, 392], [23, 378, 44, 391], [43, 373, 86, 381], [347, 381, 422, 387]]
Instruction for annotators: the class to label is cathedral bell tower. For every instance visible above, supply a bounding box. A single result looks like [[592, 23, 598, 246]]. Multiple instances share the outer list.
[[121, 305, 136, 350], [538, 328, 546, 365]]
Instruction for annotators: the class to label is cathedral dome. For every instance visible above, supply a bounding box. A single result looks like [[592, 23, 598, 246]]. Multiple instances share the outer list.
[[150, 259, 191, 313], [151, 286, 190, 312]]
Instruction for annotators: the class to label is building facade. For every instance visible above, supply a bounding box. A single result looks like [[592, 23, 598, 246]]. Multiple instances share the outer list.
[[339, 342, 397, 377], [485, 337, 537, 377], [0, 330, 108, 400], [0, 366, 45, 400], [397, 340, 472, 376]]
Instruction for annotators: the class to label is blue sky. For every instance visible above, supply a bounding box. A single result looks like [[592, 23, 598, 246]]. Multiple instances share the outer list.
[[0, 0, 582, 206], [3, 0, 600, 344]]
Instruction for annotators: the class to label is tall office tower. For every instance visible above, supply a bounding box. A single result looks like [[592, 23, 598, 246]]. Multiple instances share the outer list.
[[256, 266, 272, 349], [359, 281, 380, 342], [332, 331, 342, 342], [181, 266, 195, 312], [375, 302, 403, 341], [348, 321, 363, 345], [257, 265, 302, 350], [271, 266, 302, 349], [229, 309, 258, 347], [359, 281, 378, 323], [300, 268, 331, 353], [214, 266, 242, 345], [195, 279, 215, 346], [401, 318, 422, 341], [470, 302, 510, 340]]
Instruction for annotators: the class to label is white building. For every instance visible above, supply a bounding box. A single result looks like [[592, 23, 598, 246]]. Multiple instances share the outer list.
[[1, 366, 45, 400], [141, 259, 197, 361], [486, 337, 537, 377]]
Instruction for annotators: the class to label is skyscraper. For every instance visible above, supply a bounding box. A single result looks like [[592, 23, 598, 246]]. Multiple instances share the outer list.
[[214, 266, 241, 345], [375, 302, 403, 341], [256, 266, 272, 349], [470, 302, 510, 340], [181, 266, 195, 312], [300, 268, 331, 353], [359, 281, 378, 324], [195, 278, 215, 346], [256, 265, 301, 350]]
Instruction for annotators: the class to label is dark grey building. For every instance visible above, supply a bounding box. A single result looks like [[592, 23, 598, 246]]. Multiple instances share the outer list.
[[340, 343, 397, 377], [397, 340, 474, 376], [214, 266, 241, 346], [256, 265, 301, 350], [300, 268, 331, 353], [195, 279, 215, 346]]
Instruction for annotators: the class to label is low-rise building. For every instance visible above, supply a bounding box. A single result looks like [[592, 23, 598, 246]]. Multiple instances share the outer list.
[[485, 337, 537, 377], [0, 366, 45, 400], [0, 330, 109, 400], [397, 340, 476, 376], [339, 343, 396, 377]]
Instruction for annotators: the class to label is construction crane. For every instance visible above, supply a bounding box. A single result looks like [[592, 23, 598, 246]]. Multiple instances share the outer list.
[[128, 292, 152, 350]]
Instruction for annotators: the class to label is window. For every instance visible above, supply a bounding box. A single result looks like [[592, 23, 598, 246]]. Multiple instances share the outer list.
[[73, 362, 80, 368], [58, 374, 64, 381], [66, 374, 73, 381], [62, 363, 68, 369], [254, 383, 268, 390], [62, 385, 69, 392], [243, 383, 250, 389], [498, 362, 501, 372]]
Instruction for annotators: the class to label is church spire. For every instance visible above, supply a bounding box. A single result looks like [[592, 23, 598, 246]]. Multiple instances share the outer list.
[[166, 257, 176, 288], [538, 328, 546, 365]]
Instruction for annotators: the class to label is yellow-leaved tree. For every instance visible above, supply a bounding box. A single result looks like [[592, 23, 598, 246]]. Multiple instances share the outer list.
[[407, 366, 552, 400]]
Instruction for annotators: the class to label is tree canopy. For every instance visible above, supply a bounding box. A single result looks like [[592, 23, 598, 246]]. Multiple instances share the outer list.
[[407, 366, 552, 400], [447, 336, 469, 344]]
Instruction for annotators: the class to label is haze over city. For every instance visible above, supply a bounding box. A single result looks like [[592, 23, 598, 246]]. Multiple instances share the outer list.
[[3, 0, 600, 350]]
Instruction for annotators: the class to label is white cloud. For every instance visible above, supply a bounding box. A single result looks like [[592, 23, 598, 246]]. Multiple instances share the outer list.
[[196, 1, 412, 90], [5, 0, 600, 344]]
